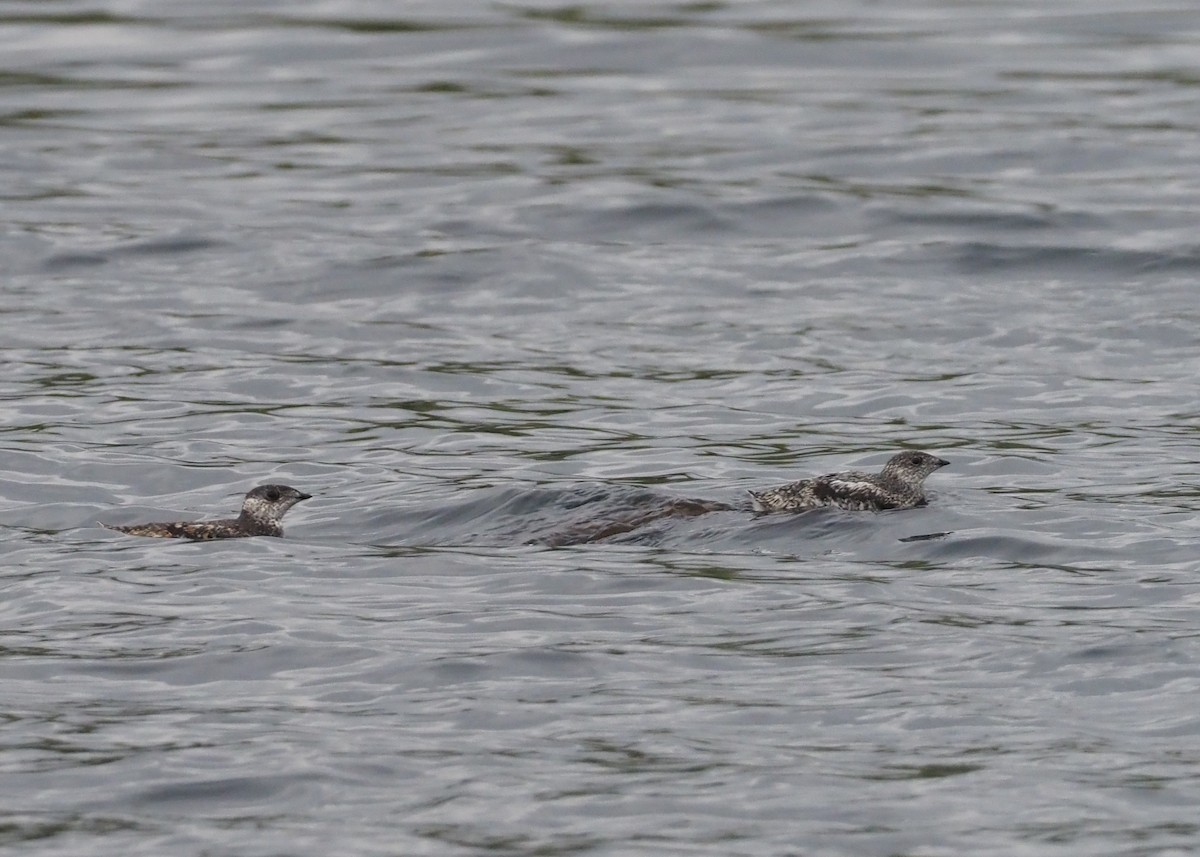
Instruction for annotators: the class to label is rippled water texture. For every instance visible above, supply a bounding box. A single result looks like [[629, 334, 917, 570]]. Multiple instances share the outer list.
[[5, 1, 1200, 855]]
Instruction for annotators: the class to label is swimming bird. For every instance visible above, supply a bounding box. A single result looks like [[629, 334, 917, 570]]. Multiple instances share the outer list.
[[103, 484, 312, 539], [748, 451, 948, 513]]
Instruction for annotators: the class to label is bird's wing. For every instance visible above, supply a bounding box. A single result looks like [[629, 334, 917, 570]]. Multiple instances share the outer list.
[[818, 475, 881, 496], [810, 474, 903, 509]]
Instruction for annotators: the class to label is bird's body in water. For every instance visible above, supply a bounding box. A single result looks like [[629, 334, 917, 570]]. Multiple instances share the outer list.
[[536, 451, 949, 546], [747, 451, 949, 513], [103, 484, 312, 539]]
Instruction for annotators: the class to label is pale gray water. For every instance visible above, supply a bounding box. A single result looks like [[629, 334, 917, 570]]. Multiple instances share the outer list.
[[4, 1, 1200, 855]]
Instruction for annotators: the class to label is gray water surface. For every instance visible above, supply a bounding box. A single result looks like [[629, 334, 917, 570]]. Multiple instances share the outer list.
[[5, 2, 1200, 855]]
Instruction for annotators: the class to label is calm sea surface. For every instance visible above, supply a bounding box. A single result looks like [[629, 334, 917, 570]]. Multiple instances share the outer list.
[[4, 1, 1200, 854]]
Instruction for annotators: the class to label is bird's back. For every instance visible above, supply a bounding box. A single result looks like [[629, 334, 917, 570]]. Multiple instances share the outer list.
[[749, 470, 922, 513], [103, 517, 268, 539]]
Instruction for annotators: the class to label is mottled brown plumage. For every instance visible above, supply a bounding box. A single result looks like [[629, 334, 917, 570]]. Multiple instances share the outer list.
[[748, 451, 949, 513], [104, 484, 312, 539]]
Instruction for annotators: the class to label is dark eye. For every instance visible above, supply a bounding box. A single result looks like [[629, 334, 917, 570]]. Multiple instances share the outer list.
[[266, 488, 280, 501]]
